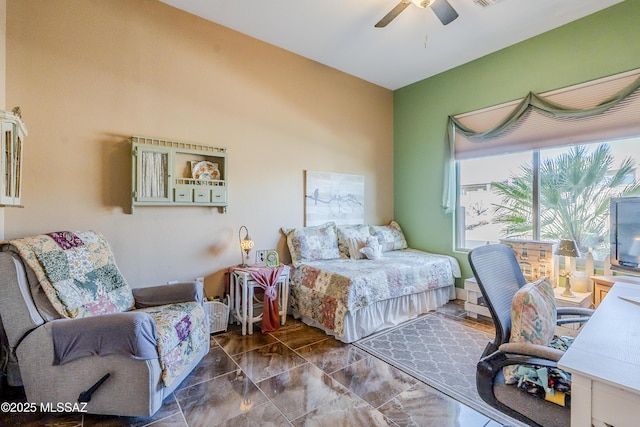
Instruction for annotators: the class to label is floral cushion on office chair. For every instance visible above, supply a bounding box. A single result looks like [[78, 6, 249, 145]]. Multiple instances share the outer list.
[[504, 278, 573, 405], [510, 278, 556, 346]]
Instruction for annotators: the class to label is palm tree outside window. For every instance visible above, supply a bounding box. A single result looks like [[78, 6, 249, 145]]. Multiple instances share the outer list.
[[457, 139, 640, 261]]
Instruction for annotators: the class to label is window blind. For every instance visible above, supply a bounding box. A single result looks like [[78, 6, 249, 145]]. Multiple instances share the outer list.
[[453, 69, 640, 159]]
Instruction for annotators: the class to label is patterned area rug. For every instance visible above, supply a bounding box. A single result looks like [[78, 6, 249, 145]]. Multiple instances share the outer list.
[[354, 314, 524, 426]]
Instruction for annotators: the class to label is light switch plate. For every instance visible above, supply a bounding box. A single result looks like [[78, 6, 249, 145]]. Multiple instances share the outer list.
[[255, 250, 268, 265]]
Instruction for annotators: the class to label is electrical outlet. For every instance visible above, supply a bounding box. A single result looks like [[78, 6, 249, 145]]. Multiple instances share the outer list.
[[255, 250, 268, 264]]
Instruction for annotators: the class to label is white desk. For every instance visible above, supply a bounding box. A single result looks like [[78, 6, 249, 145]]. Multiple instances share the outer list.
[[558, 281, 640, 427], [229, 266, 290, 335]]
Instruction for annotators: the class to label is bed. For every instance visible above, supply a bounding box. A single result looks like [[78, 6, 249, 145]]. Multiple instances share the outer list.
[[283, 221, 461, 343]]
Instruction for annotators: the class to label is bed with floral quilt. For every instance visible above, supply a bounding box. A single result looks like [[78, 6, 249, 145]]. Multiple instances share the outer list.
[[283, 221, 461, 343]]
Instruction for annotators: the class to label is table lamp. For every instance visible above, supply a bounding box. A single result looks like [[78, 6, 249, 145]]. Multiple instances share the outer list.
[[555, 239, 580, 297], [239, 225, 254, 268]]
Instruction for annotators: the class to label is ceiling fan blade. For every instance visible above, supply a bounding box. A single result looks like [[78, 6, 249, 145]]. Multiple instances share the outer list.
[[431, 0, 459, 25], [375, 0, 412, 28]]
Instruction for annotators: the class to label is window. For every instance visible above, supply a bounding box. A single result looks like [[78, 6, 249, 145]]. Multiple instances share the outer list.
[[458, 151, 533, 248], [456, 137, 640, 261]]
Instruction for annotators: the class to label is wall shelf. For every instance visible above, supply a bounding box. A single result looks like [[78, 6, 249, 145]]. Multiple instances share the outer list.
[[130, 135, 227, 213], [0, 109, 27, 207]]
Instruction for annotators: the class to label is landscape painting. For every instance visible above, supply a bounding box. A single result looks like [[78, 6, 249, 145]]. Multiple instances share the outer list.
[[305, 171, 364, 226]]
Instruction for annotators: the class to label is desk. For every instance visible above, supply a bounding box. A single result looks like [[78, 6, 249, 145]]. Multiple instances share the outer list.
[[229, 266, 290, 335], [558, 282, 640, 427]]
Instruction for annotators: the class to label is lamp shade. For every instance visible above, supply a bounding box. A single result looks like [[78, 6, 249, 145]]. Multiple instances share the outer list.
[[240, 237, 254, 252], [238, 225, 254, 267], [555, 239, 580, 258]]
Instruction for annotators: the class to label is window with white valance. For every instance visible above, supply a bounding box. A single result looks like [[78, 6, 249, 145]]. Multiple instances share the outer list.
[[444, 68, 640, 256]]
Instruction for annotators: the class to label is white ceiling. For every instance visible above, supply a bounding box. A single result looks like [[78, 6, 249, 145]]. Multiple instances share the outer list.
[[159, 0, 624, 90]]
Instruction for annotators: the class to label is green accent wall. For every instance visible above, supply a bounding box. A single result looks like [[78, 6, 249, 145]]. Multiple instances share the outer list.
[[394, 1, 640, 283]]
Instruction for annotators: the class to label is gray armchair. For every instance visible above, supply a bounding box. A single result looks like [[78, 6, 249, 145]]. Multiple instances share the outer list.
[[468, 244, 593, 427], [0, 231, 210, 417]]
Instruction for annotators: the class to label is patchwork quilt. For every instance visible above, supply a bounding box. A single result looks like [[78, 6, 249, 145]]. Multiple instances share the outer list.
[[8, 231, 206, 386], [290, 248, 459, 339], [139, 301, 208, 386], [8, 231, 134, 318]]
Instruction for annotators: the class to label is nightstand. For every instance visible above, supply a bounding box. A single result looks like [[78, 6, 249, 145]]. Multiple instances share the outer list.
[[229, 266, 290, 335], [553, 287, 592, 337], [554, 287, 592, 309], [463, 277, 490, 319]]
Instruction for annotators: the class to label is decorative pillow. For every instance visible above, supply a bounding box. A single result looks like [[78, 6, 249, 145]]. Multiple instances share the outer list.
[[510, 277, 557, 346], [337, 225, 371, 258], [359, 236, 382, 260], [346, 236, 367, 260], [282, 222, 340, 267], [504, 277, 556, 384], [369, 220, 408, 252]]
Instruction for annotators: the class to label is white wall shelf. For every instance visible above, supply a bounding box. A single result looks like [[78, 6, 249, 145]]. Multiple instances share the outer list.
[[0, 109, 27, 208]]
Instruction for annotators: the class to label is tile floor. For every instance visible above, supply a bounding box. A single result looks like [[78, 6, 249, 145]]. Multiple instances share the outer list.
[[0, 301, 502, 427]]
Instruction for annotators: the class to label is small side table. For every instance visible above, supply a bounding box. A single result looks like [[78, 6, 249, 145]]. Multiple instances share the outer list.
[[229, 266, 290, 335], [553, 287, 592, 337], [463, 277, 491, 319]]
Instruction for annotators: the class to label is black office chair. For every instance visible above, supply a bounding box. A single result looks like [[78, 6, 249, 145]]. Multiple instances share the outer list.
[[468, 244, 593, 427]]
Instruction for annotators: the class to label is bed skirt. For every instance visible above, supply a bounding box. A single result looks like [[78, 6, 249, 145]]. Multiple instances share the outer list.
[[292, 284, 455, 343]]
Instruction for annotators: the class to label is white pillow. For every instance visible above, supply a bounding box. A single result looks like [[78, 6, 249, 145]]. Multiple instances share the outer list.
[[347, 236, 368, 260], [360, 236, 382, 260], [337, 225, 371, 258]]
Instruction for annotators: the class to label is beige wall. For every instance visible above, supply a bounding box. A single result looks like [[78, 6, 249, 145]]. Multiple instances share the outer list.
[[5, 0, 393, 298], [0, 0, 6, 240]]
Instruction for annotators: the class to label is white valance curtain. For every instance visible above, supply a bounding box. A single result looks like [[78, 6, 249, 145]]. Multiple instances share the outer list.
[[442, 68, 640, 213]]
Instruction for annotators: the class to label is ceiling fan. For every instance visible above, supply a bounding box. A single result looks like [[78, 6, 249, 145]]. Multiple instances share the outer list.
[[375, 0, 459, 28]]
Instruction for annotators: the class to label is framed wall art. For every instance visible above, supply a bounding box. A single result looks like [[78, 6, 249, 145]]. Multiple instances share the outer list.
[[304, 171, 364, 226]]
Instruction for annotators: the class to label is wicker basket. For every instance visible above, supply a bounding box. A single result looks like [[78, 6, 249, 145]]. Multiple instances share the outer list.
[[204, 301, 229, 334]]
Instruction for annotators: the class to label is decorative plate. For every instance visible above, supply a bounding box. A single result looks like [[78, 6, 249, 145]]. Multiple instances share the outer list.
[[192, 161, 220, 180]]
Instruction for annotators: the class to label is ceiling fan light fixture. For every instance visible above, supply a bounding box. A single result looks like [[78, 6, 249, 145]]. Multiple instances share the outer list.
[[411, 0, 434, 9], [473, 0, 498, 7], [375, 0, 458, 28]]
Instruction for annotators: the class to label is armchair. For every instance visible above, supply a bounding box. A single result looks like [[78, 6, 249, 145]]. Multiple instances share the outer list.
[[468, 244, 593, 427], [0, 231, 209, 417]]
